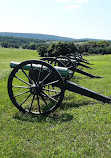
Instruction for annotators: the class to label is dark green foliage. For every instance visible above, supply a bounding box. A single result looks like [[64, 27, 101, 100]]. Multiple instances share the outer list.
[[47, 42, 78, 57], [14, 44, 19, 49], [1, 41, 10, 48], [0, 35, 46, 50], [0, 35, 111, 56], [77, 41, 111, 55], [27, 43, 36, 50], [37, 45, 48, 57]]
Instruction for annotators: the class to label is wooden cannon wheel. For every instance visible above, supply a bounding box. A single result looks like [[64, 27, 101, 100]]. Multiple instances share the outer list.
[[8, 60, 65, 115], [41, 56, 75, 80], [55, 56, 76, 79]]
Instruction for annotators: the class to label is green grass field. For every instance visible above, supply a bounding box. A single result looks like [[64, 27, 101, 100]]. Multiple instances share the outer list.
[[0, 47, 111, 158]]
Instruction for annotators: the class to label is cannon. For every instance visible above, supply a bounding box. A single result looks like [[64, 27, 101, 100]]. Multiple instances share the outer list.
[[43, 56, 102, 79], [66, 53, 94, 65], [59, 56, 93, 69], [8, 59, 110, 115]]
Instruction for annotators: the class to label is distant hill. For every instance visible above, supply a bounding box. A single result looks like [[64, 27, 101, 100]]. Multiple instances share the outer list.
[[0, 32, 76, 41], [0, 32, 109, 42]]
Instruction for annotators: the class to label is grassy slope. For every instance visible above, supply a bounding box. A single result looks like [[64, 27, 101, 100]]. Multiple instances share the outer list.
[[0, 47, 111, 158]]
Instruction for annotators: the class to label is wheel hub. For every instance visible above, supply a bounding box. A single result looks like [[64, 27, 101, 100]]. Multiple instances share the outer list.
[[30, 84, 42, 95]]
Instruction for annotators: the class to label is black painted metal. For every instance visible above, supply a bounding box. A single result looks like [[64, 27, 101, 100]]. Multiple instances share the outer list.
[[78, 63, 93, 69], [8, 60, 65, 115], [67, 54, 93, 65], [65, 81, 111, 103], [81, 60, 94, 65], [55, 56, 100, 78], [75, 68, 102, 78], [8, 58, 110, 115]]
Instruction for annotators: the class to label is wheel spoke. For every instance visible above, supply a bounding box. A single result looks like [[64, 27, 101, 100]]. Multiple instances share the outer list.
[[29, 94, 35, 111], [36, 69, 41, 84], [20, 94, 32, 106], [66, 62, 70, 67], [42, 80, 59, 87], [50, 59, 53, 65], [14, 75, 31, 86], [12, 85, 30, 89], [36, 64, 44, 84], [40, 71, 52, 85], [68, 66, 73, 69], [21, 68, 33, 84], [31, 63, 37, 84], [37, 95, 41, 114], [52, 86, 57, 95], [42, 88, 61, 93], [54, 61, 56, 66], [14, 90, 30, 97], [42, 91, 58, 103], [40, 93, 50, 109], [48, 85, 50, 95]]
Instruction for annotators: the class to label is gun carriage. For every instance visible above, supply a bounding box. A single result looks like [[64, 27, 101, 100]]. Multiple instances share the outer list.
[[42, 56, 102, 78], [8, 57, 110, 115]]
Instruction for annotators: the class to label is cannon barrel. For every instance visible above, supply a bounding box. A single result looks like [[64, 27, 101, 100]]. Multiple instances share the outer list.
[[10, 61, 72, 78], [65, 81, 111, 103]]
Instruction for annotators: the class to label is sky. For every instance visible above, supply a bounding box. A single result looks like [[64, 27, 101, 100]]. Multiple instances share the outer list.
[[0, 0, 111, 40]]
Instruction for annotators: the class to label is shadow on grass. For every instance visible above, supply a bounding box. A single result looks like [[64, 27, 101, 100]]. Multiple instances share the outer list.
[[71, 76, 82, 83], [13, 92, 95, 123], [13, 112, 73, 123], [60, 94, 91, 110], [60, 99, 90, 110]]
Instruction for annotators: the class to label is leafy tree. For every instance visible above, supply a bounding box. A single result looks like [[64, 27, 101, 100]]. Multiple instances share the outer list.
[[37, 45, 48, 57], [1, 42, 9, 48], [47, 42, 78, 57], [22, 44, 28, 49], [107, 45, 111, 54], [29, 43, 36, 50], [14, 44, 19, 49]]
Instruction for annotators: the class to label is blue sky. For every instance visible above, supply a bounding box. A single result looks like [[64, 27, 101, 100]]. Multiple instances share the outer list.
[[0, 0, 111, 40]]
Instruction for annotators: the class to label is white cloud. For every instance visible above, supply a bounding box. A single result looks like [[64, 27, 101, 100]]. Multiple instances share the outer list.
[[75, 0, 89, 4], [54, 0, 89, 3], [54, 0, 71, 3], [64, 4, 81, 10], [54, 0, 90, 11]]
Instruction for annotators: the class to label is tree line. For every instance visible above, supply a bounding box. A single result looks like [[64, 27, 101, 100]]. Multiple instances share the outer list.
[[37, 41, 111, 57], [37, 42, 78, 57], [0, 35, 111, 56], [0, 36, 46, 49], [77, 41, 111, 55]]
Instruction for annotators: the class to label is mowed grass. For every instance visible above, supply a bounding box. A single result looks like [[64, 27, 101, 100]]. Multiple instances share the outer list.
[[0, 47, 111, 158]]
